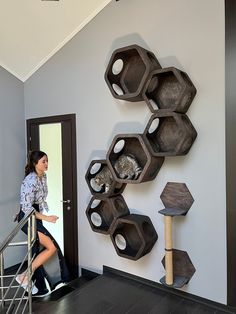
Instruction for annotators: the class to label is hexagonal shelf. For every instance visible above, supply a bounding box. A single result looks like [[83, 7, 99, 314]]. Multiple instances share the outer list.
[[110, 214, 158, 260], [160, 182, 194, 216], [86, 195, 130, 235], [104, 44, 161, 102], [106, 134, 164, 184], [143, 112, 197, 156], [85, 159, 126, 199], [143, 67, 197, 113], [160, 249, 196, 288]]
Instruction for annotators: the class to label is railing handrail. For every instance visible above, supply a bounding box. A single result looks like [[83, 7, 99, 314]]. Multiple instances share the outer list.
[[0, 210, 35, 253]]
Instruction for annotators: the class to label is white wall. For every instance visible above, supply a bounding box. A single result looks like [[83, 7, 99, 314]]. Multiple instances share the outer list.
[[0, 66, 26, 267], [24, 0, 226, 304]]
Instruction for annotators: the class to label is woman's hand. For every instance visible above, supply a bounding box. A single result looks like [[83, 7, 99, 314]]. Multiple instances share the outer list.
[[46, 215, 59, 223]]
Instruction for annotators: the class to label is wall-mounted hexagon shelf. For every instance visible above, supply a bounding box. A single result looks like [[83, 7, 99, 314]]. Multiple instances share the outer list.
[[86, 195, 130, 235], [160, 182, 194, 216], [143, 112, 197, 156], [85, 159, 126, 199], [106, 134, 164, 184], [160, 249, 196, 288], [110, 214, 158, 260], [143, 67, 196, 113], [104, 44, 161, 102]]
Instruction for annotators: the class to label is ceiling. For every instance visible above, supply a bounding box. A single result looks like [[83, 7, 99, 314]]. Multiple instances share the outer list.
[[0, 0, 112, 82]]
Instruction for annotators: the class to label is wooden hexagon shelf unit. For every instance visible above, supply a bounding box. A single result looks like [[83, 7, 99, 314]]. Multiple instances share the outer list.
[[143, 112, 197, 156], [85, 159, 126, 199], [143, 67, 197, 113], [104, 44, 161, 102], [106, 134, 164, 184], [160, 182, 194, 216], [110, 214, 158, 260], [86, 195, 130, 235], [160, 249, 196, 288]]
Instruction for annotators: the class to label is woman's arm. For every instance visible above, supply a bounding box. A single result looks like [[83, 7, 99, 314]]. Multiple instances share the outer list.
[[35, 211, 59, 223]]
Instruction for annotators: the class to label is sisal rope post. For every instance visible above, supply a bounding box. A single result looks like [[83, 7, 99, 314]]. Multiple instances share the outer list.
[[164, 215, 173, 285]]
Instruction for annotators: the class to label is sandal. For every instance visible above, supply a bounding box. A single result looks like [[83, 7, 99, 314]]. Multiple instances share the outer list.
[[16, 273, 38, 295]]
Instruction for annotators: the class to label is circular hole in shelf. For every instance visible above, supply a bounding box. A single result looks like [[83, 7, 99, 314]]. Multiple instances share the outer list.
[[112, 59, 124, 75], [112, 84, 124, 96], [90, 178, 102, 192], [91, 212, 102, 227], [115, 234, 127, 250], [90, 199, 101, 209], [90, 163, 102, 175], [148, 118, 160, 134], [113, 139, 125, 154]]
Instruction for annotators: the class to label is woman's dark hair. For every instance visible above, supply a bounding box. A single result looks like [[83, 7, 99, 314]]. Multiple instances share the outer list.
[[25, 150, 47, 176]]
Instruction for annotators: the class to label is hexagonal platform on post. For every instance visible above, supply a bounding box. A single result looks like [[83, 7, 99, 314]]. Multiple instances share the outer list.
[[85, 159, 126, 199], [106, 134, 164, 184], [86, 195, 130, 235], [143, 112, 197, 156], [110, 214, 158, 260], [159, 182, 194, 216], [160, 249, 196, 288], [104, 44, 161, 102], [143, 67, 197, 113]]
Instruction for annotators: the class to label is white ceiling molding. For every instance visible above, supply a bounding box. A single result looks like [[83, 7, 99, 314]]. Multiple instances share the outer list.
[[0, 0, 112, 82]]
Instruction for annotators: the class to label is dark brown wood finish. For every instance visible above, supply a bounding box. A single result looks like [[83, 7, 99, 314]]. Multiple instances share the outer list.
[[110, 214, 158, 260], [225, 0, 236, 307], [160, 182, 194, 214], [104, 44, 161, 102], [30, 267, 236, 314], [85, 159, 126, 198], [86, 195, 130, 235], [26, 114, 78, 278], [106, 133, 164, 183]]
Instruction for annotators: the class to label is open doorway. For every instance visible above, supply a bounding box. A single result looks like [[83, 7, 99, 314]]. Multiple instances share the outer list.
[[26, 114, 78, 279]]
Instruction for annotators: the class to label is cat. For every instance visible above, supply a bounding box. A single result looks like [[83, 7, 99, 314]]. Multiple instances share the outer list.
[[92, 166, 114, 193], [114, 154, 142, 180]]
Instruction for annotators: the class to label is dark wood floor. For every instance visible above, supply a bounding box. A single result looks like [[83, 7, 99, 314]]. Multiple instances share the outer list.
[[33, 269, 236, 314], [2, 268, 236, 314]]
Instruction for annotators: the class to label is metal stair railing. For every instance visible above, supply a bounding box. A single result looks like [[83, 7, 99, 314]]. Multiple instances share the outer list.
[[0, 210, 36, 314]]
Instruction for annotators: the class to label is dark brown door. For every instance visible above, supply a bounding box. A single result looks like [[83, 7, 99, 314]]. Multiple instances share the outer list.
[[26, 114, 78, 279]]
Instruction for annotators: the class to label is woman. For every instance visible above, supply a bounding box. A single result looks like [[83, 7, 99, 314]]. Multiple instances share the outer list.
[[16, 150, 70, 296]]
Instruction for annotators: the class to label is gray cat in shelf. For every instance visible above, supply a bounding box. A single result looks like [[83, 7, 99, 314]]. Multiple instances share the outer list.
[[114, 153, 142, 180]]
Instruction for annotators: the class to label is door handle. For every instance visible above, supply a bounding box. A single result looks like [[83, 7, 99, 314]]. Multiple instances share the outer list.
[[61, 199, 71, 204]]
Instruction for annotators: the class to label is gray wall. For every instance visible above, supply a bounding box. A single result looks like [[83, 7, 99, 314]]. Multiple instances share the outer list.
[[24, 0, 226, 304], [0, 66, 26, 267]]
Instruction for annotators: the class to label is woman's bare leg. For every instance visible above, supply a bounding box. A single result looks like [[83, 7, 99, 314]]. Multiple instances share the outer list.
[[32, 232, 57, 271], [18, 232, 57, 284]]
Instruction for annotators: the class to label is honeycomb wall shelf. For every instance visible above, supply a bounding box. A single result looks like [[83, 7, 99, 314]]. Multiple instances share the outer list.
[[85, 159, 126, 199], [143, 67, 197, 113], [143, 111, 197, 156], [85, 44, 197, 267], [106, 134, 164, 184], [86, 195, 130, 235], [104, 44, 161, 102], [110, 214, 158, 260]]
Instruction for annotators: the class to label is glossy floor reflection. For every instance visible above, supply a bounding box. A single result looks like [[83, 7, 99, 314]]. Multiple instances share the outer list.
[[31, 271, 236, 314]]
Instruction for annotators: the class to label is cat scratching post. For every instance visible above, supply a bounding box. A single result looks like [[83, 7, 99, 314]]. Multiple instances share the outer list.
[[159, 182, 196, 288], [164, 215, 173, 285]]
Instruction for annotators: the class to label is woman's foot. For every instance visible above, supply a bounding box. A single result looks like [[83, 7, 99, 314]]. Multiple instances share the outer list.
[[16, 272, 38, 295]]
